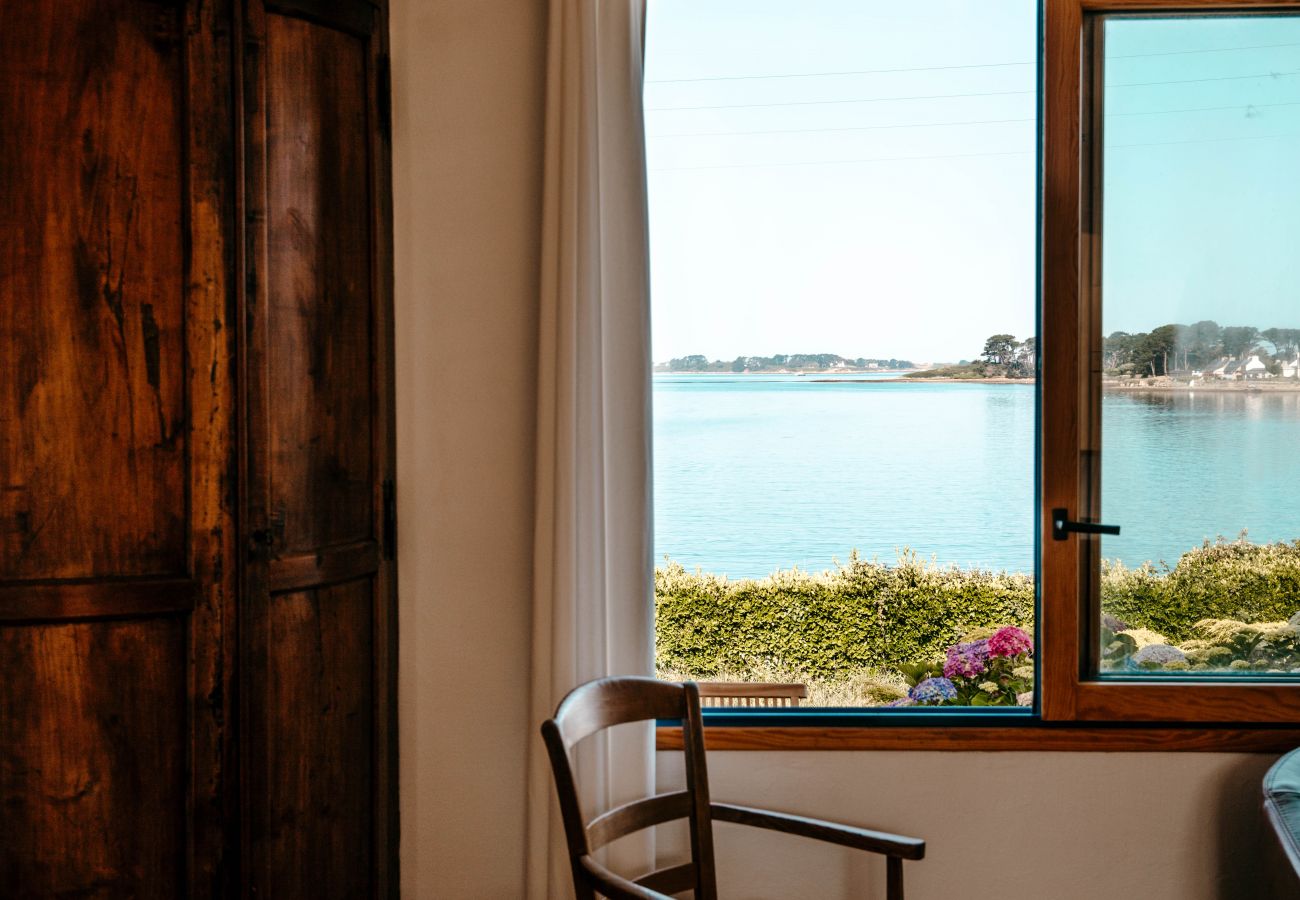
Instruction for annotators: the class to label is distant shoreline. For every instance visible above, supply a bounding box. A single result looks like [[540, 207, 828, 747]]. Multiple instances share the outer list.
[[656, 372, 1300, 391], [813, 377, 1300, 390], [876, 376, 1030, 384], [655, 369, 915, 376], [1105, 379, 1300, 393]]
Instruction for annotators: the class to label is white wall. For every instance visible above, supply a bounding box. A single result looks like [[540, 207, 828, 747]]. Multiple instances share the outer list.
[[390, 3, 1287, 898], [392, 0, 546, 896], [659, 751, 1280, 900]]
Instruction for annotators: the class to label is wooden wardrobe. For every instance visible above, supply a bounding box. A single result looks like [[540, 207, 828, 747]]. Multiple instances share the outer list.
[[0, 0, 398, 896]]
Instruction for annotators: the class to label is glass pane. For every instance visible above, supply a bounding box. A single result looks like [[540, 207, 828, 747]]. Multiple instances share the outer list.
[[1096, 16, 1300, 677], [645, 0, 1039, 708]]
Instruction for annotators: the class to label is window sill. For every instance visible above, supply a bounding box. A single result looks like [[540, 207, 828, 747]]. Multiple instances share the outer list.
[[657, 720, 1300, 752]]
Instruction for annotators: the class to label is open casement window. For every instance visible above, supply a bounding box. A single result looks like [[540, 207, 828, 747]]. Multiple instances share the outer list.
[[1042, 0, 1300, 724], [649, 0, 1300, 745]]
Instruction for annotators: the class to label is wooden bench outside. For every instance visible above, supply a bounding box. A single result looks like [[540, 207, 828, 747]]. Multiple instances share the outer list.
[[695, 682, 807, 708]]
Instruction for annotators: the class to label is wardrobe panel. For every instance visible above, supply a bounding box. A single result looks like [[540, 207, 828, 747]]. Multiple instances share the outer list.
[[244, 7, 392, 895], [0, 0, 187, 580], [264, 14, 374, 555], [250, 578, 375, 898], [0, 619, 187, 899]]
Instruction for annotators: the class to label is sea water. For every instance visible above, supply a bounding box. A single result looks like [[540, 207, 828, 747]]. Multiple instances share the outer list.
[[653, 374, 1300, 578]]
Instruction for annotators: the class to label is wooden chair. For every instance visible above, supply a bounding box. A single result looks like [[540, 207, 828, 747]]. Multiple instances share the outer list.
[[541, 677, 925, 899], [696, 681, 807, 708]]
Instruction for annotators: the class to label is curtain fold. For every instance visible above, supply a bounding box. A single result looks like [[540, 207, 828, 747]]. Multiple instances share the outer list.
[[526, 0, 654, 897]]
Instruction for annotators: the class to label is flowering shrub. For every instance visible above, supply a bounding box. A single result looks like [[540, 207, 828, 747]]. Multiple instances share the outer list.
[[1103, 616, 1300, 673], [909, 677, 958, 704], [943, 639, 990, 679], [655, 552, 1033, 678], [656, 539, 1300, 682], [902, 626, 1034, 707], [1100, 537, 1300, 641], [988, 626, 1034, 658]]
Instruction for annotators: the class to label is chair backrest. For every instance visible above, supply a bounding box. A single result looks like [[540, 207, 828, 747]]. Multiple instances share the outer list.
[[696, 681, 806, 708], [541, 677, 718, 900]]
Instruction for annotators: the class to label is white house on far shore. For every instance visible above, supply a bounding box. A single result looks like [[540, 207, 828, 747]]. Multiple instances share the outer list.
[[1241, 354, 1269, 378]]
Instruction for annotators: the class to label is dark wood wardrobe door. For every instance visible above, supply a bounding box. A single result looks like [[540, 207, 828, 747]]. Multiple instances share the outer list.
[[0, 1, 236, 897], [241, 1, 397, 897]]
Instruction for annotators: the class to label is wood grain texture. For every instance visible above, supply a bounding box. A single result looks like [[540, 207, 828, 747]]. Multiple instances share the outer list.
[[265, 14, 374, 555], [1, 0, 390, 893], [0, 578, 196, 622], [656, 725, 1300, 752], [1075, 682, 1300, 723], [182, 0, 239, 895], [241, 5, 395, 895], [1041, 0, 1086, 723], [0, 620, 187, 898], [0, 1, 236, 896], [267, 0, 377, 36], [247, 579, 375, 899], [269, 538, 379, 593], [0, 0, 187, 580]]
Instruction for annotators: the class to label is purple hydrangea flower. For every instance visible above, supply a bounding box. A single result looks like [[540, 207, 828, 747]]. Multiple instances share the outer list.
[[988, 626, 1034, 659], [909, 676, 958, 704], [943, 639, 990, 679]]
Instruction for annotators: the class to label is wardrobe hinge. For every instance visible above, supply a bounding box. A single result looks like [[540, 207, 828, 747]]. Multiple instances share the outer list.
[[377, 53, 392, 143], [382, 478, 396, 560]]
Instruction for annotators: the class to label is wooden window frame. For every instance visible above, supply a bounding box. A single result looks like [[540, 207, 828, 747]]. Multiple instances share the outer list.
[[658, 0, 1300, 750], [1041, 0, 1300, 725]]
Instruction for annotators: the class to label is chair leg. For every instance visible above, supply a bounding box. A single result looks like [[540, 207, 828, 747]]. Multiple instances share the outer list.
[[886, 856, 904, 900]]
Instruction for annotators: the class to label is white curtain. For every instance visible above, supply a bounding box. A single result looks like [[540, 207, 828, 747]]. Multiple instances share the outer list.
[[525, 0, 654, 897]]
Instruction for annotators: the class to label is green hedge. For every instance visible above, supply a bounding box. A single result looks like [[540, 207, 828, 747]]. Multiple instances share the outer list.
[[1101, 539, 1300, 641], [656, 540, 1300, 679], [656, 551, 1033, 678]]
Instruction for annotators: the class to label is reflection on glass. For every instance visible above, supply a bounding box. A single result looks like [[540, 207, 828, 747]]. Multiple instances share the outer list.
[[1097, 16, 1300, 676]]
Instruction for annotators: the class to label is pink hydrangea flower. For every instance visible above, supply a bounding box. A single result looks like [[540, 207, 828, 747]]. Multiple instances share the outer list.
[[988, 626, 1034, 659]]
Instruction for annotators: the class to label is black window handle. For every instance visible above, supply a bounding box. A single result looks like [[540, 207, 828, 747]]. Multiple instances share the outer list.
[[1051, 509, 1120, 541]]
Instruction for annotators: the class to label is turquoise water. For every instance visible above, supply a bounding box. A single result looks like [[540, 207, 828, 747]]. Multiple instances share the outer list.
[[652, 374, 1300, 578]]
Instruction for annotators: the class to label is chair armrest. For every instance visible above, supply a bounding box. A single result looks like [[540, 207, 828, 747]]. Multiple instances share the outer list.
[[711, 802, 926, 860], [577, 855, 676, 900]]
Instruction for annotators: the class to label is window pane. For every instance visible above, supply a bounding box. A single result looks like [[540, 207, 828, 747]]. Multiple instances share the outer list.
[[646, 0, 1039, 708], [1096, 15, 1300, 677]]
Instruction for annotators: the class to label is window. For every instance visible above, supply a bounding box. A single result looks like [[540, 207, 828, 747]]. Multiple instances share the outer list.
[[648, 0, 1300, 730], [1043, 3, 1300, 725], [646, 0, 1040, 712]]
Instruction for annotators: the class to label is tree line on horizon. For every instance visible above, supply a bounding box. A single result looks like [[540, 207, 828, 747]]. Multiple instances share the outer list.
[[1103, 322, 1300, 377], [973, 322, 1300, 379], [657, 353, 916, 373], [977, 334, 1037, 378]]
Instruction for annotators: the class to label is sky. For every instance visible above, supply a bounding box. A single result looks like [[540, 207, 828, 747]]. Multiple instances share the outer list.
[[643, 2, 1300, 364]]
